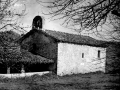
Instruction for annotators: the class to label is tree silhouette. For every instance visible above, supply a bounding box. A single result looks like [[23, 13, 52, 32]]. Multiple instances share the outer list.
[[0, 0, 26, 32], [0, 31, 21, 73], [38, 0, 120, 38], [112, 10, 120, 17]]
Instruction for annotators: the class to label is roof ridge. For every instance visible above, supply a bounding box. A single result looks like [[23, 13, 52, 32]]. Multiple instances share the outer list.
[[44, 29, 90, 37], [43, 29, 120, 43], [43, 29, 103, 41], [18, 29, 120, 47]]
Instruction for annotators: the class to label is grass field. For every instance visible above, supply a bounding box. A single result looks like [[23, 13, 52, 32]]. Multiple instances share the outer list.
[[0, 72, 120, 90]]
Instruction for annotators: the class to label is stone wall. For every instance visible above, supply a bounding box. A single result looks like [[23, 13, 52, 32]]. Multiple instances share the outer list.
[[57, 42, 106, 76], [106, 44, 120, 74]]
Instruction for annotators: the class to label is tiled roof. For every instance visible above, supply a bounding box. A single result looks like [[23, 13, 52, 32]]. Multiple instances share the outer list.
[[18, 29, 120, 47], [43, 30, 109, 47], [0, 49, 53, 64], [19, 49, 54, 64]]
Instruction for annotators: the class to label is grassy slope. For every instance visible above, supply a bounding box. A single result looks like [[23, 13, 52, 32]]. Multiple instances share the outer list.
[[0, 72, 120, 90]]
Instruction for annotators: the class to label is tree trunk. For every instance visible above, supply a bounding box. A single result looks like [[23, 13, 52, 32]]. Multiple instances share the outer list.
[[21, 64, 25, 73], [7, 67, 10, 74]]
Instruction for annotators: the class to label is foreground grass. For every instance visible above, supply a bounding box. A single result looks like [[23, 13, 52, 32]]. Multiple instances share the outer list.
[[0, 72, 120, 90]]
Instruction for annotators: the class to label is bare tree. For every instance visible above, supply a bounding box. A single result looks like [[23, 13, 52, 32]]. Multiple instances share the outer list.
[[108, 11, 120, 40], [37, 0, 120, 37], [0, 0, 26, 32]]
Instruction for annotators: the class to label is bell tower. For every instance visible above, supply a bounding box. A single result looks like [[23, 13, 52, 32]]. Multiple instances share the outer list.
[[32, 15, 43, 30]]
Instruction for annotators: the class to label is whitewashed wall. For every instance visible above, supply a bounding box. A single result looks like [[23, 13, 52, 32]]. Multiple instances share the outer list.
[[57, 43, 106, 76], [0, 71, 50, 78]]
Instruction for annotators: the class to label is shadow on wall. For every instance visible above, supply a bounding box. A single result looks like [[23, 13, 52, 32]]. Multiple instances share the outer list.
[[106, 44, 120, 74], [0, 64, 7, 74], [0, 63, 53, 74], [24, 63, 53, 72]]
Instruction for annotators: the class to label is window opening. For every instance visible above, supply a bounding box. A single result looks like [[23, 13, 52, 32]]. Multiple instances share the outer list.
[[82, 53, 84, 58], [98, 50, 100, 58]]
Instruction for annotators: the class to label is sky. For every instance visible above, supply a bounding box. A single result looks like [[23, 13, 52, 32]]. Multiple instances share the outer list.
[[14, 0, 78, 34], [13, 0, 115, 40]]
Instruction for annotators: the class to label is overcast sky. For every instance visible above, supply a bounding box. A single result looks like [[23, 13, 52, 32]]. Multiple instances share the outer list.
[[15, 0, 77, 34], [13, 0, 114, 40]]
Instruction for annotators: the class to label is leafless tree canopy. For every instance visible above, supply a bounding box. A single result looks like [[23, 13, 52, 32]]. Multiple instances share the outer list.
[[0, 0, 26, 32], [38, 0, 120, 33]]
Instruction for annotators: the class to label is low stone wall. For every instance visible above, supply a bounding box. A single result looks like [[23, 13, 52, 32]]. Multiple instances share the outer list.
[[0, 71, 50, 78]]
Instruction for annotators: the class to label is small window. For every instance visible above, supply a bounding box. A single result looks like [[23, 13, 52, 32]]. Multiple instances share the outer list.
[[82, 53, 84, 58], [98, 50, 100, 58]]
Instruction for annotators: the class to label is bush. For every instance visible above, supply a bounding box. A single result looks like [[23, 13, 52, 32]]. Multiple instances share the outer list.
[[0, 76, 10, 83]]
